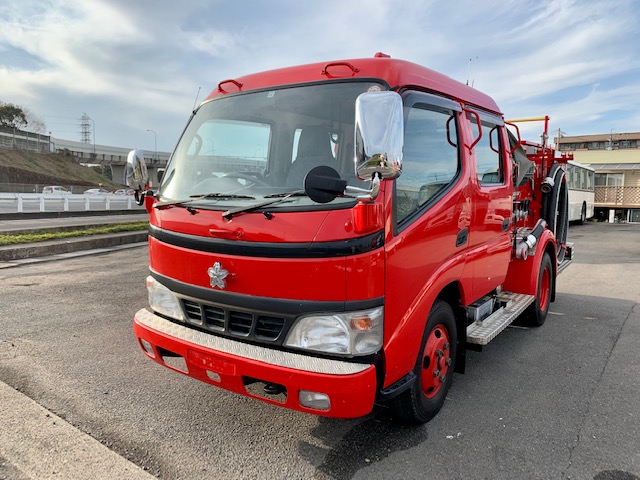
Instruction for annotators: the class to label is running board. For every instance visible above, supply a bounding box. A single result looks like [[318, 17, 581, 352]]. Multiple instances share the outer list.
[[558, 242, 574, 275], [466, 292, 535, 345], [557, 258, 572, 275]]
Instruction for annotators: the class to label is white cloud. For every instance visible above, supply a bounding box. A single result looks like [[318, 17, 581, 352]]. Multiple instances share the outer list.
[[0, 0, 638, 148]]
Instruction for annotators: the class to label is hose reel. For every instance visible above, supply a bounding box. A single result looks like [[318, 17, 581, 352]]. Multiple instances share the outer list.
[[541, 165, 569, 262]]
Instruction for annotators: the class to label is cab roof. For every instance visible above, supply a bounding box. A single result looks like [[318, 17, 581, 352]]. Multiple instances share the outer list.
[[204, 54, 502, 115]]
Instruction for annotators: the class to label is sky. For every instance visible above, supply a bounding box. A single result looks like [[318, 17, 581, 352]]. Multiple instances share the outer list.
[[1, 0, 639, 154]]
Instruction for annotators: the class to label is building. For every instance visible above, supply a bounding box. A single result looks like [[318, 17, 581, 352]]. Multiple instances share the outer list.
[[557, 132, 640, 223]]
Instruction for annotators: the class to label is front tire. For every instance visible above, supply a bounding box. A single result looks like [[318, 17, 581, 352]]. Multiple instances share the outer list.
[[524, 252, 553, 327], [391, 300, 457, 423]]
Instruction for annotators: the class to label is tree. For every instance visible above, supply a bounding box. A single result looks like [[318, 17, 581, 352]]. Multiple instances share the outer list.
[[0, 102, 47, 132], [0, 102, 28, 129], [24, 108, 47, 133]]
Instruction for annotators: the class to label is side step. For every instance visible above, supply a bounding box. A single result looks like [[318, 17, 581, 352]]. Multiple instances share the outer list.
[[558, 241, 574, 274], [557, 258, 572, 275], [466, 292, 535, 345]]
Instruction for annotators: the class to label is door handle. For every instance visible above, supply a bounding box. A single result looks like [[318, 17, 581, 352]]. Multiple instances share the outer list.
[[456, 228, 468, 247]]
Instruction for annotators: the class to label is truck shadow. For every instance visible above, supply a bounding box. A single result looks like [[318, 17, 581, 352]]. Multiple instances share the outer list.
[[299, 406, 427, 480]]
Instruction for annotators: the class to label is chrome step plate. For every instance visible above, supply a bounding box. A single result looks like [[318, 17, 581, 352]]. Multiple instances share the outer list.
[[557, 258, 572, 275], [466, 292, 535, 345]]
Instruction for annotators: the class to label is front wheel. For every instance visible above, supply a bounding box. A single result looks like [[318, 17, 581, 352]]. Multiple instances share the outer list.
[[390, 300, 457, 424], [524, 252, 553, 327], [579, 203, 587, 224]]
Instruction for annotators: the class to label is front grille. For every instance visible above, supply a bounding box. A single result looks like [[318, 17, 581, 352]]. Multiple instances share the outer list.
[[181, 299, 286, 343], [229, 311, 252, 335], [203, 305, 224, 330]]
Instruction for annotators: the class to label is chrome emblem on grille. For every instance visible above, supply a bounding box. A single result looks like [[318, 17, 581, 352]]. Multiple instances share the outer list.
[[208, 262, 229, 289]]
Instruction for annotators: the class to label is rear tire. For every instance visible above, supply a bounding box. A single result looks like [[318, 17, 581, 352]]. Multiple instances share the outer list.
[[524, 252, 553, 327], [391, 300, 457, 424]]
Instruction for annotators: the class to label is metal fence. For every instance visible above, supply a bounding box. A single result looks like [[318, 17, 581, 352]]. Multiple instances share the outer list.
[[0, 193, 145, 214], [0, 127, 51, 154]]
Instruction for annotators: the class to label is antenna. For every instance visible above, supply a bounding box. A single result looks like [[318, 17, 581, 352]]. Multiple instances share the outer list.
[[556, 128, 567, 151], [192, 86, 202, 111], [466, 56, 478, 87]]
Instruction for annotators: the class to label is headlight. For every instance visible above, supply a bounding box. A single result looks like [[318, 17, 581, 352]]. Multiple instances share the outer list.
[[146, 276, 184, 321], [284, 307, 383, 356]]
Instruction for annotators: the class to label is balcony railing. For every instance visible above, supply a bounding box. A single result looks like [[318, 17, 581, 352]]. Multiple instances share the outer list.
[[595, 186, 640, 207]]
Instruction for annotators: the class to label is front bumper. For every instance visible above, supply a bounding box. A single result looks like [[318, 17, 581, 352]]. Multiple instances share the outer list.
[[134, 308, 378, 418]]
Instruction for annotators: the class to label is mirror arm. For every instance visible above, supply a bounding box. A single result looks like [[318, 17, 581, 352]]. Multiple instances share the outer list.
[[345, 173, 381, 202]]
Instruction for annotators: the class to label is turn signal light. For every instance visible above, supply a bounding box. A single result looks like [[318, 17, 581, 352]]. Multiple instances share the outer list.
[[350, 315, 374, 331]]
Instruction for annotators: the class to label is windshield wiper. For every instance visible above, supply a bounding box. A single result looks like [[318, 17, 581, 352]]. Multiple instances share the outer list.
[[154, 193, 255, 209], [222, 191, 306, 219], [263, 190, 307, 198]]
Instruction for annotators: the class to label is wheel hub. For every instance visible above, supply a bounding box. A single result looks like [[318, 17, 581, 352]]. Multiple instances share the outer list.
[[421, 325, 451, 399]]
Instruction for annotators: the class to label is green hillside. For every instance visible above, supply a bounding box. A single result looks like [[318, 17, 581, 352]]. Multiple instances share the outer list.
[[0, 149, 122, 189]]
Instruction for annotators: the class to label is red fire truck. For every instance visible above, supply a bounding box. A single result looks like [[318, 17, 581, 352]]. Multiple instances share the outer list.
[[131, 53, 572, 423]]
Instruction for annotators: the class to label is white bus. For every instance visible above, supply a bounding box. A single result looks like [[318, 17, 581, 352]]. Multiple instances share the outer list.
[[565, 160, 595, 223]]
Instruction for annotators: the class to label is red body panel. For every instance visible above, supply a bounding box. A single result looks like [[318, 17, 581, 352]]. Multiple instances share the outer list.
[[149, 236, 384, 302], [135, 55, 564, 419], [149, 204, 385, 301], [134, 314, 377, 418], [152, 206, 354, 243], [205, 57, 501, 115], [465, 127, 514, 301], [382, 173, 472, 386], [503, 230, 557, 295]]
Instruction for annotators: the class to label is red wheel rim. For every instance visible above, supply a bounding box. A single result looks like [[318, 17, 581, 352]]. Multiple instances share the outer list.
[[539, 266, 550, 311], [420, 324, 451, 399]]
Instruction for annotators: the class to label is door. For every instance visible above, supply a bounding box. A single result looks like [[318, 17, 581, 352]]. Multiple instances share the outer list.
[[465, 111, 513, 301], [385, 92, 471, 345]]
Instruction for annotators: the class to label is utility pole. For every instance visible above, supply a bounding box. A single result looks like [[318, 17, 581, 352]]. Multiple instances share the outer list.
[[147, 129, 157, 161]]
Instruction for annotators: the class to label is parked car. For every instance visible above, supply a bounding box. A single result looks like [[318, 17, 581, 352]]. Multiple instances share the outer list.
[[83, 188, 111, 195], [114, 188, 135, 196], [42, 186, 71, 194]]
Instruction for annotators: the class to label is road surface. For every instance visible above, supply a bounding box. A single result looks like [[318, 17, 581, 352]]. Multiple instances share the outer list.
[[0, 222, 638, 479]]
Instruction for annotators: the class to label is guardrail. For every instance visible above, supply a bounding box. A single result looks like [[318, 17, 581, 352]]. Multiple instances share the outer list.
[[0, 193, 145, 214]]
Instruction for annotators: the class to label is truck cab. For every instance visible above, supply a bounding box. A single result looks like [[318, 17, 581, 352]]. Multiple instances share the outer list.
[[134, 55, 567, 423]]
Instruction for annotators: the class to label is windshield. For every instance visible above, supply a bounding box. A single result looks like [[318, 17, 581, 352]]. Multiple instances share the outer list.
[[159, 81, 380, 210]]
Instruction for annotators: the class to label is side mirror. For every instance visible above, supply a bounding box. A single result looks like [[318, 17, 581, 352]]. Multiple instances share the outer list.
[[304, 166, 347, 204], [124, 149, 149, 205], [355, 91, 404, 181]]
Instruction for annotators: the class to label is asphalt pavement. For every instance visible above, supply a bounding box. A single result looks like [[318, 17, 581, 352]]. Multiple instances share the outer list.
[[1, 211, 153, 478], [0, 221, 639, 479]]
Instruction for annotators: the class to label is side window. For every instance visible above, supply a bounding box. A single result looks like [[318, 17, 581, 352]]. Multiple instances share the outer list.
[[396, 104, 459, 224], [470, 115, 504, 185], [566, 164, 575, 189]]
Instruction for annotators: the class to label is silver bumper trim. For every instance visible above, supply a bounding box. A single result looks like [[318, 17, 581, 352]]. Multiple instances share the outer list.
[[135, 308, 371, 376]]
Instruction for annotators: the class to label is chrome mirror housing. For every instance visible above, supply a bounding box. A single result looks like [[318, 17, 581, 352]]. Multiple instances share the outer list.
[[354, 91, 404, 181], [124, 149, 149, 205], [124, 149, 149, 191]]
